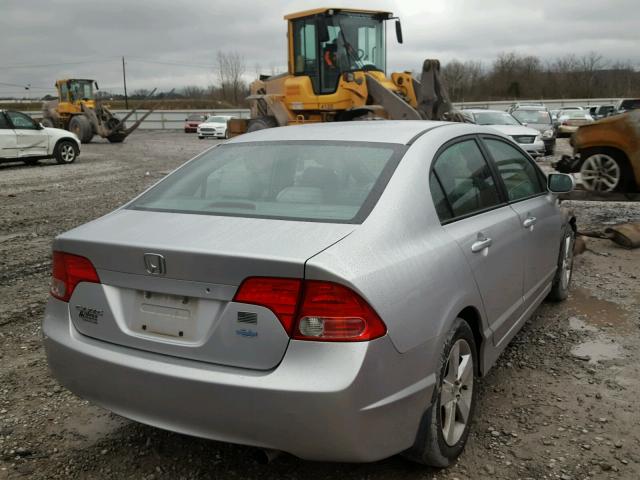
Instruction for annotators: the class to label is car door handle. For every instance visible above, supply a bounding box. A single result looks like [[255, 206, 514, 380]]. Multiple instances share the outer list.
[[471, 237, 492, 253], [523, 216, 537, 228]]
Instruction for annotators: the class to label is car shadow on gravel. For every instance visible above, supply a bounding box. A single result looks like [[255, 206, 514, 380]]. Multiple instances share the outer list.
[[33, 420, 437, 480]]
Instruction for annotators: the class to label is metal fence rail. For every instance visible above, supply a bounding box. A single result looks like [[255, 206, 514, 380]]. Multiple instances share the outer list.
[[22, 98, 623, 130]]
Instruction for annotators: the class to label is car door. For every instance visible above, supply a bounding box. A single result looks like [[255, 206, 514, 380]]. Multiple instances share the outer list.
[[481, 136, 563, 306], [430, 137, 525, 347], [0, 112, 18, 159], [5, 111, 48, 157]]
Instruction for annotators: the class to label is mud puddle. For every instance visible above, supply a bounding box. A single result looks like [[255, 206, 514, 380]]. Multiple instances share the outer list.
[[571, 338, 624, 364], [568, 287, 631, 330]]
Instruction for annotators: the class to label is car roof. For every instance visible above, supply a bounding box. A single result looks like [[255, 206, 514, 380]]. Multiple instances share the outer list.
[[228, 120, 456, 145], [512, 106, 549, 111], [462, 109, 507, 114]]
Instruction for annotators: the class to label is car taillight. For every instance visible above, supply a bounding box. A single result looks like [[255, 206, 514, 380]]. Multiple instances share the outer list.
[[50, 251, 100, 302], [233, 277, 386, 342], [233, 277, 302, 334]]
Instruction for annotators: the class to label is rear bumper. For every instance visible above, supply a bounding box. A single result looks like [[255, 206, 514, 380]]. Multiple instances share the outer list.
[[520, 140, 546, 157], [43, 297, 435, 462], [558, 125, 580, 134]]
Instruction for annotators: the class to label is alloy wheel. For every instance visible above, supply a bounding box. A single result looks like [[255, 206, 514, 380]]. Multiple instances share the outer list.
[[440, 338, 474, 446], [580, 154, 620, 192], [60, 144, 75, 163], [560, 234, 573, 291]]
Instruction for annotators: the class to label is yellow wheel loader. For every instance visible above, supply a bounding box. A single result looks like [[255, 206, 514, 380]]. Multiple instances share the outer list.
[[231, 7, 463, 135], [42, 79, 156, 143]]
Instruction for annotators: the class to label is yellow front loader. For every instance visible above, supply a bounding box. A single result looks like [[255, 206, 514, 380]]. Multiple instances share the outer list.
[[233, 7, 462, 135], [42, 79, 156, 143]]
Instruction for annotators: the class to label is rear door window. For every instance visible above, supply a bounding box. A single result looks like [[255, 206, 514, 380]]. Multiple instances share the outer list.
[[0, 113, 11, 129], [129, 141, 402, 223], [430, 139, 502, 221], [483, 138, 545, 201]]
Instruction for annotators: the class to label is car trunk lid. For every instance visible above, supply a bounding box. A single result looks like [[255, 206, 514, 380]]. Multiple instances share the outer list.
[[55, 209, 354, 370]]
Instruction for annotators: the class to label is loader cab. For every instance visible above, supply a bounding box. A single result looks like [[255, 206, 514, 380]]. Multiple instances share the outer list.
[[56, 79, 97, 107], [287, 8, 396, 95]]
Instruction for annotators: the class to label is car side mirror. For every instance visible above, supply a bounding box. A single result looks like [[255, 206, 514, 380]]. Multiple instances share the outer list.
[[36, 122, 44, 130], [548, 173, 574, 193], [522, 122, 528, 127]]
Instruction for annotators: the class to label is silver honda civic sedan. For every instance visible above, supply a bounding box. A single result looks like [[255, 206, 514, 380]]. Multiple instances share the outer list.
[[43, 121, 575, 466]]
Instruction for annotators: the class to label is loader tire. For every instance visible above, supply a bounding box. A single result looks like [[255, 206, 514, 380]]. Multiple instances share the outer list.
[[107, 133, 126, 143], [41, 118, 55, 128], [68, 115, 94, 144], [247, 116, 278, 132]]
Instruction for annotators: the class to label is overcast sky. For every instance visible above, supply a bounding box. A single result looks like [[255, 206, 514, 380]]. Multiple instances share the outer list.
[[1, 0, 638, 97]]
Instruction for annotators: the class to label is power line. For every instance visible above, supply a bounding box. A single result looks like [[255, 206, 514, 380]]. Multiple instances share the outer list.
[[127, 58, 218, 70], [0, 81, 53, 90], [1, 57, 120, 69]]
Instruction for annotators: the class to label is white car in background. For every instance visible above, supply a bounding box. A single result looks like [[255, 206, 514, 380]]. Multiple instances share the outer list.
[[462, 109, 546, 157], [0, 110, 80, 166], [197, 115, 232, 140]]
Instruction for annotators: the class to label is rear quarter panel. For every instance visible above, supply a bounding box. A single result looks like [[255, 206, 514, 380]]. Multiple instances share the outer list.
[[306, 125, 490, 366]]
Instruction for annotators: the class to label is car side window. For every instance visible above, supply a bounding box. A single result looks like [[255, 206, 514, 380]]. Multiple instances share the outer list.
[[0, 113, 10, 129], [6, 111, 37, 130], [431, 139, 501, 220], [483, 138, 545, 201], [429, 172, 452, 221]]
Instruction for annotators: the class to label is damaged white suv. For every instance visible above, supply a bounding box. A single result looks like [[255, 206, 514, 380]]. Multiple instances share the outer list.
[[0, 110, 81, 166]]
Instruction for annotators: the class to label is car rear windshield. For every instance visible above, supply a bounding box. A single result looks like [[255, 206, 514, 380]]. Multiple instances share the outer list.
[[187, 114, 205, 121], [564, 111, 589, 119], [128, 141, 402, 223], [473, 112, 520, 126], [512, 110, 551, 124]]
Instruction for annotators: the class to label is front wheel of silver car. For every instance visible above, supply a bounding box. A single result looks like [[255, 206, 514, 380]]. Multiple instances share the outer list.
[[404, 318, 477, 467]]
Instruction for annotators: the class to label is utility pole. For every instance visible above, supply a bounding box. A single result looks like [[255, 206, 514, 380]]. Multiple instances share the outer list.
[[122, 56, 129, 109]]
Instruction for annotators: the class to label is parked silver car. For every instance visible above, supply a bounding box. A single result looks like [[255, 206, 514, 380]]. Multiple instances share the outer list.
[[461, 109, 547, 157], [43, 121, 575, 466]]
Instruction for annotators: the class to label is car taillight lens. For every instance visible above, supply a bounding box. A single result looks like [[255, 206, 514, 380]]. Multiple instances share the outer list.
[[50, 251, 100, 302], [234, 277, 302, 334], [233, 277, 386, 342]]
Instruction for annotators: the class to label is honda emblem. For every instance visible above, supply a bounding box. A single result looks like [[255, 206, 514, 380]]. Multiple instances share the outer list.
[[143, 253, 166, 275]]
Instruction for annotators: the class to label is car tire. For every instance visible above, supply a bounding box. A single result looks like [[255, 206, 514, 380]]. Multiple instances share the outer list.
[[68, 115, 93, 144], [547, 227, 575, 302], [198, 136, 204, 140], [579, 149, 634, 192], [545, 143, 555, 156], [404, 318, 477, 467], [247, 116, 278, 132], [54, 140, 78, 164]]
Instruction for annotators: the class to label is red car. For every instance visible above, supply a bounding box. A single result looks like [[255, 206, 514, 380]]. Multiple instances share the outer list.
[[184, 114, 208, 133]]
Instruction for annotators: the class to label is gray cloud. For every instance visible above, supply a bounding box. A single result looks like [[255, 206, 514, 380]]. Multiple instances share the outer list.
[[1, 0, 637, 97]]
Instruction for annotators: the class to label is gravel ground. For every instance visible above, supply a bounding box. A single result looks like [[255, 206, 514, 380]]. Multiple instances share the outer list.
[[1, 132, 639, 480]]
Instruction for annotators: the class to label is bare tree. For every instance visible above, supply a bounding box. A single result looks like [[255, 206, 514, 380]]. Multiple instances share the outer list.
[[216, 51, 247, 106], [182, 85, 206, 98]]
